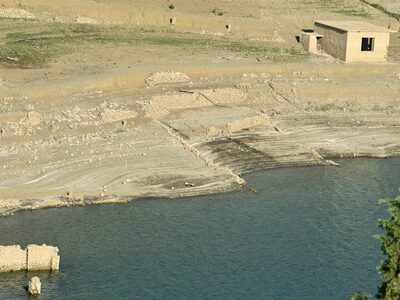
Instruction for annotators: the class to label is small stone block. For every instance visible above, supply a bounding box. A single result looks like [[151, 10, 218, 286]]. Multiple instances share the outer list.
[[28, 276, 41, 295]]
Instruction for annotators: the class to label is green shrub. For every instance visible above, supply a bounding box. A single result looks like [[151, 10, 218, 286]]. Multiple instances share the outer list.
[[212, 8, 224, 16], [376, 195, 400, 299], [350, 292, 371, 300], [360, 0, 400, 21]]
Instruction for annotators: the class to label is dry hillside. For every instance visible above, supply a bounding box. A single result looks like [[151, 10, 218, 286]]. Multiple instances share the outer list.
[[0, 0, 399, 215]]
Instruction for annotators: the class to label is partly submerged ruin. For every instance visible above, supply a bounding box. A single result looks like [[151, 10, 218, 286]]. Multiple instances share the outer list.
[[0, 244, 60, 272]]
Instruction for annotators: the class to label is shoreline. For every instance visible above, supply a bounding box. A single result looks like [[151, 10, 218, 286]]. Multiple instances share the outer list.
[[2, 155, 398, 300], [1, 155, 399, 217]]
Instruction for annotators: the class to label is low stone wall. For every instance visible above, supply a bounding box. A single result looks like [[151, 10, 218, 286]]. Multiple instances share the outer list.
[[27, 245, 60, 271], [0, 244, 59, 273], [0, 245, 26, 272]]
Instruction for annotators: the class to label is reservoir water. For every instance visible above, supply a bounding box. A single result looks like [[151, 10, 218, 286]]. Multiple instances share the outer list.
[[0, 158, 399, 299]]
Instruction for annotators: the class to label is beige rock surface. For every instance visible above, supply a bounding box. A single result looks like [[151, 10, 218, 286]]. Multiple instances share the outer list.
[[101, 109, 137, 123], [146, 72, 191, 86], [0, 8, 36, 19], [0, 244, 59, 272], [27, 245, 60, 271], [28, 277, 42, 295], [26, 112, 42, 126], [0, 245, 27, 272]]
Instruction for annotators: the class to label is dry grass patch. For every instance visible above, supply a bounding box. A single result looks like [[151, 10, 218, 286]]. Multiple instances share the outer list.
[[0, 19, 308, 68]]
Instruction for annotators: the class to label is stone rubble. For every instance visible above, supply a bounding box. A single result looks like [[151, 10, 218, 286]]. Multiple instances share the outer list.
[[146, 72, 191, 86], [0, 8, 36, 19]]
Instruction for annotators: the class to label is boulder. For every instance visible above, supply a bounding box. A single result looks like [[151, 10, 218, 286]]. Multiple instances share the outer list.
[[28, 276, 41, 295]]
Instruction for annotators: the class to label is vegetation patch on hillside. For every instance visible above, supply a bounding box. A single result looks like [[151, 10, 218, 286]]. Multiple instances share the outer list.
[[0, 19, 308, 69], [360, 0, 400, 20]]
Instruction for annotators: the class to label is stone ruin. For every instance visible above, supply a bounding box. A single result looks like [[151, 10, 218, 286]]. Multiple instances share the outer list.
[[0, 244, 60, 272], [28, 276, 42, 295]]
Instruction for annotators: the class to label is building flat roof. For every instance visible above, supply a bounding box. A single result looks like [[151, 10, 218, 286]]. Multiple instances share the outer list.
[[315, 20, 391, 33], [301, 32, 323, 37]]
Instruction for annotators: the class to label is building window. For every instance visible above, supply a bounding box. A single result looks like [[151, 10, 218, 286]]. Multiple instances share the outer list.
[[361, 37, 374, 51]]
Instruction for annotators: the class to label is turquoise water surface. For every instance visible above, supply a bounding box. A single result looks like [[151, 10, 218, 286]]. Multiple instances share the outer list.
[[0, 158, 399, 299]]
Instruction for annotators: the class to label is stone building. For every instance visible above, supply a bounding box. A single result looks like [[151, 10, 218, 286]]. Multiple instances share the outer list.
[[301, 20, 392, 63]]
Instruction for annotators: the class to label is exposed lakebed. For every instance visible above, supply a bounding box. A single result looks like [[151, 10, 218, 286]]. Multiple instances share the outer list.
[[0, 158, 399, 299]]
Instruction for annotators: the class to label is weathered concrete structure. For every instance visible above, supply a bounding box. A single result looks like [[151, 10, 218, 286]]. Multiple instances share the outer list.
[[302, 20, 392, 63], [0, 244, 59, 273], [300, 31, 323, 54]]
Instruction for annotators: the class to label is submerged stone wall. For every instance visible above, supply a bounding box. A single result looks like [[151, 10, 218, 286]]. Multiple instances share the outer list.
[[27, 245, 60, 271], [0, 244, 59, 273], [0, 245, 27, 272]]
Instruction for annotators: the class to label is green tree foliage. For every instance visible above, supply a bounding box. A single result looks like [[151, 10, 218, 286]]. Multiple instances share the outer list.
[[377, 195, 400, 299], [350, 292, 371, 300]]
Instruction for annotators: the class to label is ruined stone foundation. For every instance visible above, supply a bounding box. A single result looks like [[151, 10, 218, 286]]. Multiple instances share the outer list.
[[0, 244, 60, 272]]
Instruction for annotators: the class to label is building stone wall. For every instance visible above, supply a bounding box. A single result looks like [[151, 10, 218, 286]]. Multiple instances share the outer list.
[[345, 31, 390, 63], [300, 33, 311, 52], [301, 33, 320, 54], [315, 24, 347, 61]]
